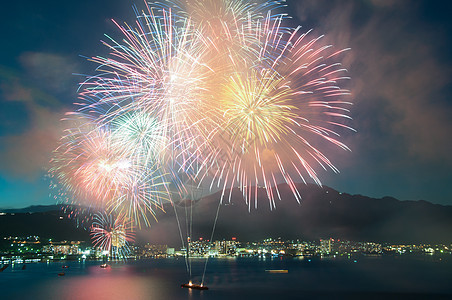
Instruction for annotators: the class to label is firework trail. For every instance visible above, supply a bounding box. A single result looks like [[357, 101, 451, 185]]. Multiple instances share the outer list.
[[90, 212, 135, 260]]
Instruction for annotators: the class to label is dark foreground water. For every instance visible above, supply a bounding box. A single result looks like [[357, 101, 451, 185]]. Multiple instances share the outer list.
[[1, 255, 451, 300]]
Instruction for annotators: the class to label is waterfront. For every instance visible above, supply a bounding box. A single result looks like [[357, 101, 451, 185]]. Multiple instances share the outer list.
[[1, 256, 451, 299]]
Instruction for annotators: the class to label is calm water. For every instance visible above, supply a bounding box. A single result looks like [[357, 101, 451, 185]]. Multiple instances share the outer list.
[[1, 256, 451, 299]]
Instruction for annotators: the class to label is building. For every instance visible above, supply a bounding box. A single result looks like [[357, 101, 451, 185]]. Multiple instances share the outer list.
[[320, 238, 333, 255], [214, 239, 239, 256], [143, 244, 168, 258]]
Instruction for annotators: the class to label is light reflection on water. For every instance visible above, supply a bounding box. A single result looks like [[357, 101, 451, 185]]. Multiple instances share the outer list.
[[40, 274, 164, 300], [1, 256, 452, 300], [3, 259, 207, 300]]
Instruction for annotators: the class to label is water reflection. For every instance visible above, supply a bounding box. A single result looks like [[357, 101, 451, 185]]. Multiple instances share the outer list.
[[1, 257, 451, 300]]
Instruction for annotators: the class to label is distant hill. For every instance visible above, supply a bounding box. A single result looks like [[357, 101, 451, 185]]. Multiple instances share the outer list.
[[1, 184, 452, 245], [1, 205, 63, 214], [141, 184, 452, 245], [0, 206, 90, 241]]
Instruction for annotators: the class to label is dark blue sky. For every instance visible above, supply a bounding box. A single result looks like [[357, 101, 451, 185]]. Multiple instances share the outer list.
[[1, 0, 452, 208]]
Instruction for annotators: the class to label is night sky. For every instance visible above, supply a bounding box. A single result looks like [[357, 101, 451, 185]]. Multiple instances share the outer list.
[[1, 0, 451, 209]]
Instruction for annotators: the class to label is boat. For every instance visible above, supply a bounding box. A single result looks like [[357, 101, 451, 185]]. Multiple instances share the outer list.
[[58, 272, 65, 276], [100, 263, 109, 268], [265, 269, 288, 273], [22, 264, 26, 270], [181, 281, 208, 290], [62, 265, 69, 269]]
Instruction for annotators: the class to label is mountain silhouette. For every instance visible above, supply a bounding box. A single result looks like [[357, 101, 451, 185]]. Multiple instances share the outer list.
[[1, 184, 451, 245], [139, 183, 452, 245]]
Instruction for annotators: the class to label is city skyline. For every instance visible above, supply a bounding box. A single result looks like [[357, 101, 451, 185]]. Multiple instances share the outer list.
[[2, 234, 450, 258]]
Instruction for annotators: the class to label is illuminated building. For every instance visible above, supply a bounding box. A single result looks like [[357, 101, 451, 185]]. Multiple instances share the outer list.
[[320, 238, 333, 255], [143, 244, 168, 258], [214, 239, 239, 256]]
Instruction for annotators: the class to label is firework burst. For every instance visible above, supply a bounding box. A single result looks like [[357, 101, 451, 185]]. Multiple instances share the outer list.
[[90, 212, 135, 260], [193, 8, 354, 209], [52, 0, 354, 219], [50, 116, 170, 227]]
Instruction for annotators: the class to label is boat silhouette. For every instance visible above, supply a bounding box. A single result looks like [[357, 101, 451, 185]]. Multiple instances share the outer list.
[[181, 281, 208, 290]]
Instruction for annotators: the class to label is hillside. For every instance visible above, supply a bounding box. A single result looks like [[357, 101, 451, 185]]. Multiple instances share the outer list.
[[2, 184, 451, 245]]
